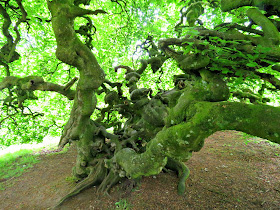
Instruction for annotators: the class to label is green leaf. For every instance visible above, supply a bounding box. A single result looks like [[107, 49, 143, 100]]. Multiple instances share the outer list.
[[235, 70, 243, 76], [221, 67, 233, 74], [246, 54, 254, 60], [246, 62, 258, 68]]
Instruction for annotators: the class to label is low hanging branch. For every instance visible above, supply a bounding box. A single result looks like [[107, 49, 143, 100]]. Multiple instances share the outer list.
[[0, 0, 27, 77], [0, 76, 77, 102]]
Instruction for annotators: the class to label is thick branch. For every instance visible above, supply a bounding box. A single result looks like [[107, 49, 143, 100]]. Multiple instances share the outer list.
[[114, 65, 134, 73], [247, 8, 280, 45], [48, 1, 107, 153], [70, 8, 107, 18], [36, 82, 76, 100], [0, 76, 76, 100], [47, 1, 105, 89], [221, 0, 280, 13], [114, 100, 280, 182]]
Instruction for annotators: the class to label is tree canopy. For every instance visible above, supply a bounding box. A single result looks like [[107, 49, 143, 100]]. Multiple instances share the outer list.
[[1, 0, 280, 207]]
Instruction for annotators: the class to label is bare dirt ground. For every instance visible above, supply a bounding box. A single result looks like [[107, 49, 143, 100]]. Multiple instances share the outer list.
[[0, 131, 279, 210]]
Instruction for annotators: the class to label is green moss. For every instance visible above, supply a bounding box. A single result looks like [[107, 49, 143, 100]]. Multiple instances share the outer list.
[[178, 54, 210, 73], [115, 148, 167, 179], [142, 99, 168, 127], [191, 101, 280, 144], [166, 158, 190, 195], [247, 8, 280, 45]]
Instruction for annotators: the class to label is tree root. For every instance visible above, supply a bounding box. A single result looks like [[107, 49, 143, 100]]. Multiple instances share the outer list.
[[166, 158, 190, 195], [53, 160, 106, 209], [97, 170, 121, 194]]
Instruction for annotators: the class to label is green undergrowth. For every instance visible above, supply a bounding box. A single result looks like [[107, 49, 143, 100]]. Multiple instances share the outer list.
[[65, 175, 80, 183], [0, 149, 39, 190], [115, 199, 131, 210], [0, 142, 69, 190]]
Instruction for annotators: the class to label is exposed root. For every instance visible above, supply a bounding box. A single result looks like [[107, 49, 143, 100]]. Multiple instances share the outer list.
[[166, 158, 190, 195], [97, 170, 121, 194], [54, 161, 106, 209]]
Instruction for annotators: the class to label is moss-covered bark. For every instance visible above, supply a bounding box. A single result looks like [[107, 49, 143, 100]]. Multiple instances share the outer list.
[[221, 0, 280, 12], [113, 99, 280, 185], [47, 0, 106, 180], [44, 0, 280, 207], [246, 8, 280, 45], [0, 76, 76, 101], [47, 2, 115, 206], [1, 0, 280, 207], [108, 67, 280, 197]]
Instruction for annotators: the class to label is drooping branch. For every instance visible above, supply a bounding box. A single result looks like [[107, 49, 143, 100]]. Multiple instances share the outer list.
[[0, 3, 13, 49], [0, 60, 10, 76], [0, 3, 19, 73], [0, 0, 27, 68], [8, 0, 27, 62], [159, 38, 210, 74], [131, 36, 168, 74], [0, 76, 76, 100], [175, 1, 205, 34]]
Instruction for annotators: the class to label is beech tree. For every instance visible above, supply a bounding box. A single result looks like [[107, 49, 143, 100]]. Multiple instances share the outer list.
[[1, 0, 280, 207]]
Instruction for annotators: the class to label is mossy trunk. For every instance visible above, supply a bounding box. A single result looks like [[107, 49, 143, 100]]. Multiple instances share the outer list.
[[47, 1, 118, 204], [47, 1, 280, 208]]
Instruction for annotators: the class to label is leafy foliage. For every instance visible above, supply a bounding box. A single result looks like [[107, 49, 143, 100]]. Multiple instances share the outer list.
[[1, 0, 280, 207]]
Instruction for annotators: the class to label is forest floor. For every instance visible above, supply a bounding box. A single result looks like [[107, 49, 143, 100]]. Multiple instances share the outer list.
[[0, 131, 279, 210]]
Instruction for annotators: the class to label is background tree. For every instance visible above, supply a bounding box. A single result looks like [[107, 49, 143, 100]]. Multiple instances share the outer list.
[[0, 0, 280, 207]]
